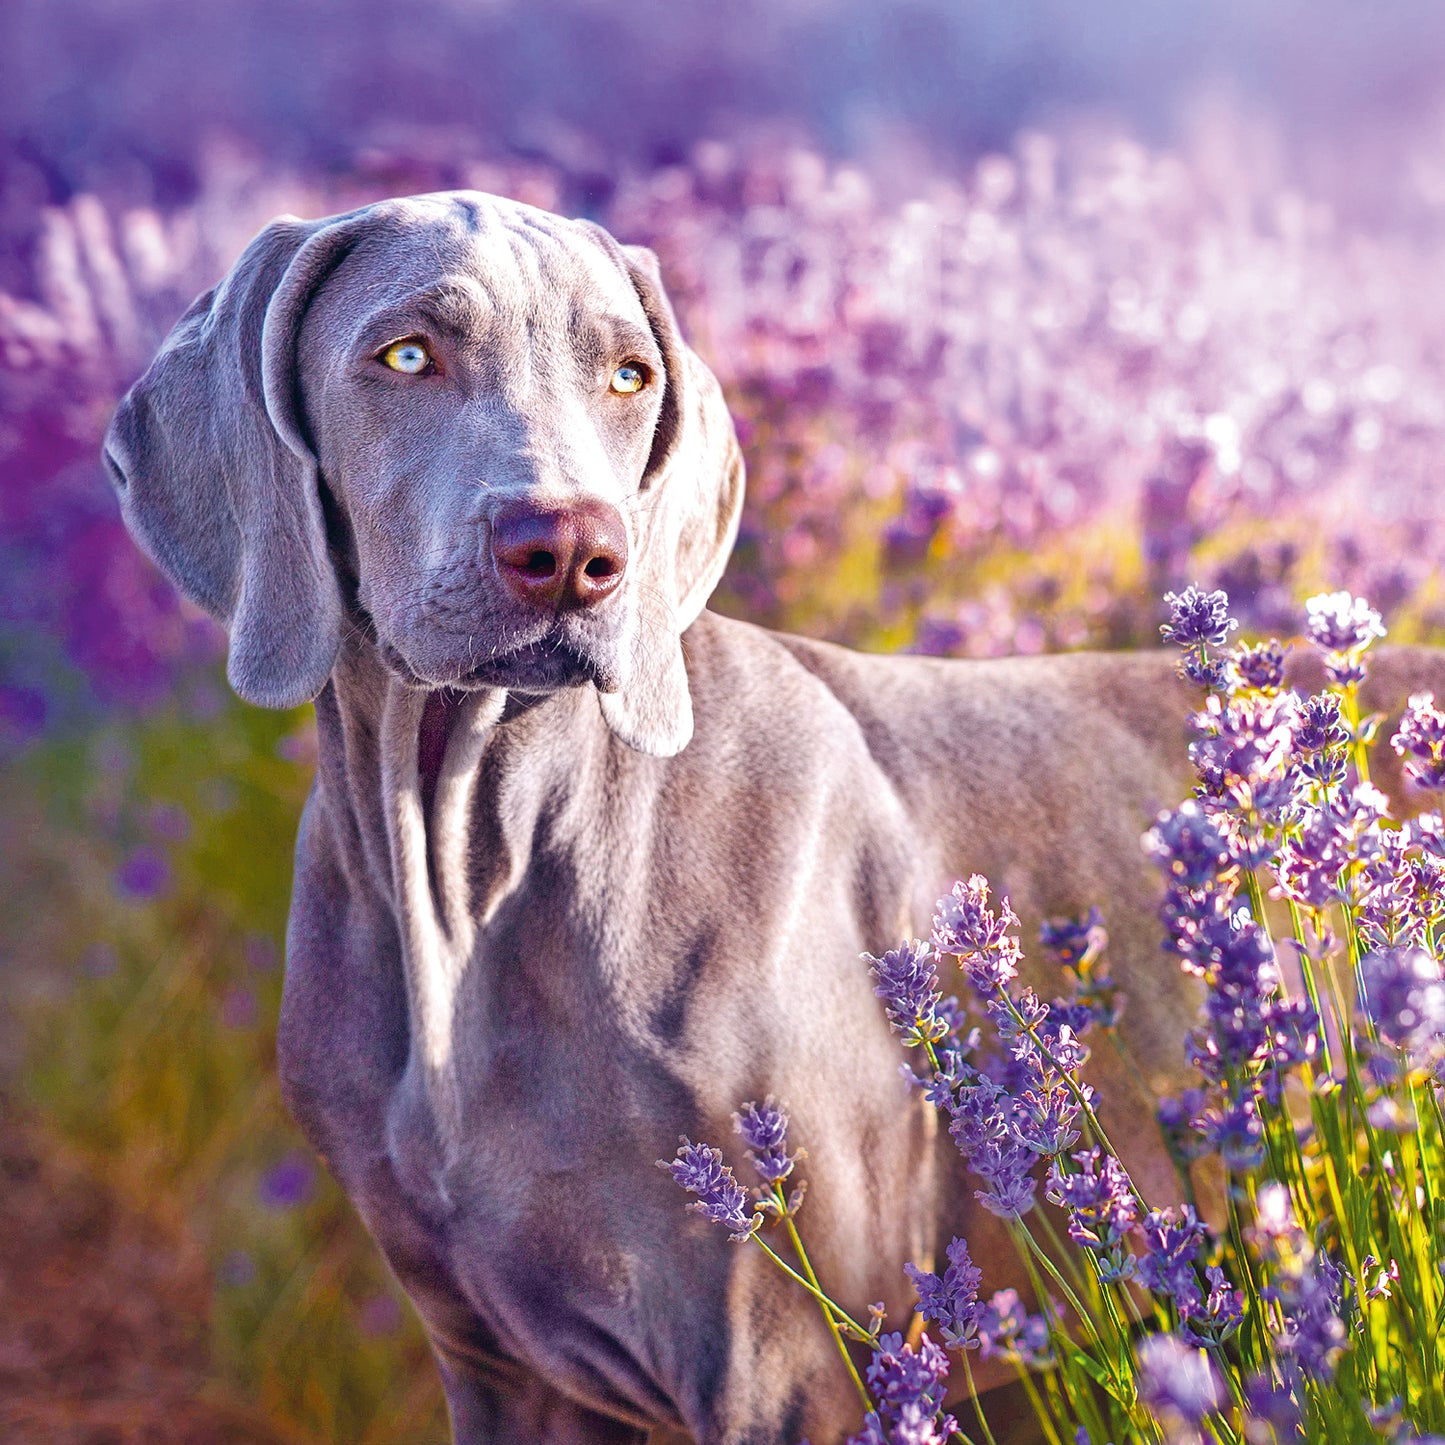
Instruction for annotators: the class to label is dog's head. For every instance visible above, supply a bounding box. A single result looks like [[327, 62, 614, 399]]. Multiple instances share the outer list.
[[102, 192, 744, 756]]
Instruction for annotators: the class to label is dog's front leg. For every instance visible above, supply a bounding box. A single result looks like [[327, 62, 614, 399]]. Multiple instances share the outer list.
[[436, 1348, 652, 1445]]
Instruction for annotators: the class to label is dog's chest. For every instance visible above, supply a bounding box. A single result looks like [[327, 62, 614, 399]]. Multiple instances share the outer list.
[[352, 1020, 701, 1413]]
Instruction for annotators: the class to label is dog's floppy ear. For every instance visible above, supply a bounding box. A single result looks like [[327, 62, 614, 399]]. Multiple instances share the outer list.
[[102, 212, 363, 710], [596, 242, 745, 757]]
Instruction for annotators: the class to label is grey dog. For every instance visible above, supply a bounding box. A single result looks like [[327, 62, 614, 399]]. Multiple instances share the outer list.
[[102, 191, 1445, 1444]]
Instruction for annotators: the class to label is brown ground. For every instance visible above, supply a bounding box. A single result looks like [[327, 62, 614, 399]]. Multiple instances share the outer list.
[[0, 1102, 304, 1445]]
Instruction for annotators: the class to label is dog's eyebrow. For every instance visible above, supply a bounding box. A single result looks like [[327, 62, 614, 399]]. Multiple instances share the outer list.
[[593, 316, 658, 359], [355, 279, 495, 350]]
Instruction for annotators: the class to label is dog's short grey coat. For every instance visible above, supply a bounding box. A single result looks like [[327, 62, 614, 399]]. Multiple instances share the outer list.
[[103, 191, 1445, 1444]]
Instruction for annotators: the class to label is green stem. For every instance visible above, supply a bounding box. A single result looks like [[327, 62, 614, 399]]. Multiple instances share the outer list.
[[751, 1237, 872, 1343], [774, 1190, 873, 1415], [1008, 1356, 1066, 1445], [960, 1350, 1001, 1445]]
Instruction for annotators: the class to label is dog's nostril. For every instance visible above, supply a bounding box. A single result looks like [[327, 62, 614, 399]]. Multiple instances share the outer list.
[[491, 500, 628, 610]]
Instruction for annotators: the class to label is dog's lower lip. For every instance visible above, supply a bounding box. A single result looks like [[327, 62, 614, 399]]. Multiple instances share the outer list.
[[459, 639, 610, 690]]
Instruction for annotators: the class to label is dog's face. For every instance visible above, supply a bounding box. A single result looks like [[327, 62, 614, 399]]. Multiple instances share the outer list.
[[103, 193, 745, 755], [297, 207, 665, 695]]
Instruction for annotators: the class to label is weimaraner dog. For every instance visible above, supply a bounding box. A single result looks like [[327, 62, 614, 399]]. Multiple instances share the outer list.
[[103, 192, 1445, 1444]]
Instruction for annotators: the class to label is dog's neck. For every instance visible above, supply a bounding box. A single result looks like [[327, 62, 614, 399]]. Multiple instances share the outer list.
[[314, 639, 551, 1152]]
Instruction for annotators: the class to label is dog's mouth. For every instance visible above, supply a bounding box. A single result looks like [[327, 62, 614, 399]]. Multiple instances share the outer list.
[[457, 636, 618, 692], [379, 630, 620, 696]]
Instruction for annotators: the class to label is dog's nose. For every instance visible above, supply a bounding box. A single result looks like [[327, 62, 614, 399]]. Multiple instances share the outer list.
[[490, 500, 629, 611]]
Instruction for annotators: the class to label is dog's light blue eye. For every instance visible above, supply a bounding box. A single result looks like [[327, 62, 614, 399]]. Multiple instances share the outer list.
[[609, 362, 648, 395], [382, 340, 433, 375]]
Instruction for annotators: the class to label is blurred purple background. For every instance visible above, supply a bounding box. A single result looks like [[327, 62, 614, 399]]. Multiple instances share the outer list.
[[8, 0, 1445, 748]]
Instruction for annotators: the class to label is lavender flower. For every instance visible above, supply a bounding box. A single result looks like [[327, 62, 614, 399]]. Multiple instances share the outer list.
[[732, 1098, 801, 1184], [946, 1070, 1038, 1217], [1156, 1088, 1209, 1165], [1180, 1265, 1243, 1347], [1294, 691, 1350, 755], [1142, 802, 1233, 889], [1161, 585, 1238, 649], [1276, 806, 1353, 910], [1009, 1079, 1086, 1157], [1392, 693, 1445, 791], [846, 1414, 888, 1445], [975, 1288, 1055, 1368], [1305, 590, 1387, 657], [259, 1153, 315, 1211], [1193, 1092, 1265, 1171], [1230, 639, 1288, 693], [865, 939, 951, 1049], [1275, 1258, 1349, 1379], [864, 1332, 957, 1445], [1136, 1205, 1207, 1314], [660, 1139, 760, 1241], [1356, 828, 1440, 950], [1045, 1148, 1139, 1259], [1305, 591, 1386, 687], [975, 1288, 1026, 1361], [1243, 1374, 1302, 1440], [1247, 1183, 1349, 1378], [905, 1236, 984, 1351], [1189, 690, 1298, 828], [114, 844, 172, 901], [931, 875, 1021, 996], [1039, 906, 1107, 970]]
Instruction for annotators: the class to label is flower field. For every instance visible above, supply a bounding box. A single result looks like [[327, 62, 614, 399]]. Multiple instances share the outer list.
[[668, 588, 1445, 1443], [7, 6, 1445, 1440]]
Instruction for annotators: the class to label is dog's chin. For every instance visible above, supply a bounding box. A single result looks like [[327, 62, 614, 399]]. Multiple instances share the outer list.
[[379, 636, 620, 696]]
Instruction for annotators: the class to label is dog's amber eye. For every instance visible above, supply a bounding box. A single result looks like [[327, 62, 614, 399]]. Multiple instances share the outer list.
[[609, 362, 649, 395], [381, 340, 434, 375]]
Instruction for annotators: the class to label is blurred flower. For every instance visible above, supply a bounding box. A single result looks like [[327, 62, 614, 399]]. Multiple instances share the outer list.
[[243, 934, 280, 971], [1038, 907, 1107, 971], [259, 1153, 315, 1211], [0, 684, 48, 749], [1392, 693, 1445, 791], [80, 943, 118, 979], [1143, 802, 1233, 889], [220, 984, 258, 1030], [145, 802, 191, 842], [1305, 591, 1386, 687], [114, 844, 171, 901], [358, 1292, 404, 1338], [219, 1249, 256, 1287], [976, 1288, 1053, 1367], [1137, 1333, 1222, 1427], [1359, 947, 1445, 1054], [1305, 591, 1387, 657]]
